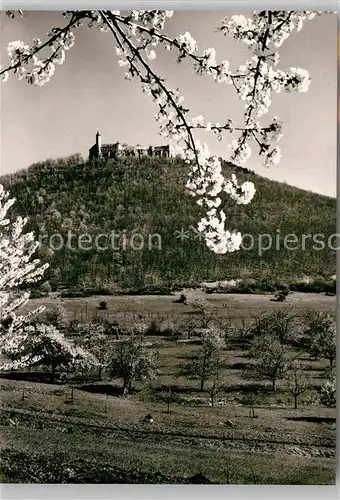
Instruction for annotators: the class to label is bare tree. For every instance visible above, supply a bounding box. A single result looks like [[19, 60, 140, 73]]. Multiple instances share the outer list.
[[304, 311, 336, 369], [235, 317, 253, 347], [199, 312, 216, 329], [240, 391, 261, 417], [284, 361, 310, 409], [180, 328, 223, 391], [166, 387, 172, 414], [206, 373, 228, 408], [182, 318, 198, 340]]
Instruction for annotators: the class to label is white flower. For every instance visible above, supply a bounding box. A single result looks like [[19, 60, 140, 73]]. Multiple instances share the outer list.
[[53, 49, 65, 66], [118, 59, 129, 67], [141, 82, 152, 95], [197, 208, 243, 254], [203, 47, 216, 66], [264, 146, 282, 166], [224, 175, 255, 205], [176, 32, 198, 54], [215, 59, 231, 83], [7, 40, 30, 60], [228, 140, 252, 165], [289, 67, 310, 92], [147, 49, 156, 61], [191, 115, 205, 127], [129, 23, 138, 36], [63, 31, 75, 51], [1, 71, 9, 83]]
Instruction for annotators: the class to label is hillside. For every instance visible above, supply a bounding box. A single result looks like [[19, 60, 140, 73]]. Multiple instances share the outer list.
[[0, 154, 336, 294]]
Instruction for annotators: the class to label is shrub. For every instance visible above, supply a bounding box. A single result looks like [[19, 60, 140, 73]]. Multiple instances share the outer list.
[[240, 391, 261, 417], [174, 293, 187, 304], [133, 322, 149, 336], [43, 305, 69, 330], [72, 318, 122, 339], [40, 281, 52, 294], [290, 276, 336, 294], [231, 278, 257, 294], [319, 377, 336, 407], [145, 317, 163, 336], [190, 297, 209, 314]]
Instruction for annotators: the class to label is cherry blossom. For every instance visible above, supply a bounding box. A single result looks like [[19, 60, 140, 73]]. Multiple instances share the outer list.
[[1, 323, 98, 372], [0, 184, 48, 366], [0, 10, 324, 253]]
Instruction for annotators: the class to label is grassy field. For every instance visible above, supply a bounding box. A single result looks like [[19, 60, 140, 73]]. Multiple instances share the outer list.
[[1, 292, 336, 484], [23, 289, 337, 326]]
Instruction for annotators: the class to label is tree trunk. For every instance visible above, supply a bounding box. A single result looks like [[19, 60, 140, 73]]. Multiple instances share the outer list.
[[294, 393, 298, 409], [211, 394, 214, 408], [98, 366, 102, 381], [200, 378, 205, 392], [123, 378, 129, 395], [51, 363, 56, 382], [167, 388, 171, 413], [272, 378, 276, 391]]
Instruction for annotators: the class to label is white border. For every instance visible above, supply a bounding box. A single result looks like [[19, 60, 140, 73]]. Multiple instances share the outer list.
[[1, 484, 340, 499], [0, 1, 339, 10]]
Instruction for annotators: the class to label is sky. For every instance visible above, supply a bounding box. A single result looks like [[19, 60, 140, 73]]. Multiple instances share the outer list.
[[0, 11, 337, 197]]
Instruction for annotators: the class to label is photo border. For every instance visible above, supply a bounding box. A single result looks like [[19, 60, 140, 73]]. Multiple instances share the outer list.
[[0, 1, 338, 499]]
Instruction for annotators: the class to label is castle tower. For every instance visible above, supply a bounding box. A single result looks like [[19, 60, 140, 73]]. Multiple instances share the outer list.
[[96, 131, 102, 157]]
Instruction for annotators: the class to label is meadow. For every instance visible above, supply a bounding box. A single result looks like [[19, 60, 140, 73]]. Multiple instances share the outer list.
[[0, 291, 336, 485]]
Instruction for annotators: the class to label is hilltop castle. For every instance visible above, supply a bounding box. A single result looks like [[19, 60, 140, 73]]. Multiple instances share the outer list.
[[89, 132, 173, 160]]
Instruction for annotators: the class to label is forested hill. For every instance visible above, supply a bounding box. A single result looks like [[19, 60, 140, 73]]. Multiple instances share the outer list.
[[0, 154, 336, 294]]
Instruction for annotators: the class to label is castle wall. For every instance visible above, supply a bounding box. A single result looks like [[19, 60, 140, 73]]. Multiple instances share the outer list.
[[89, 139, 172, 160]]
